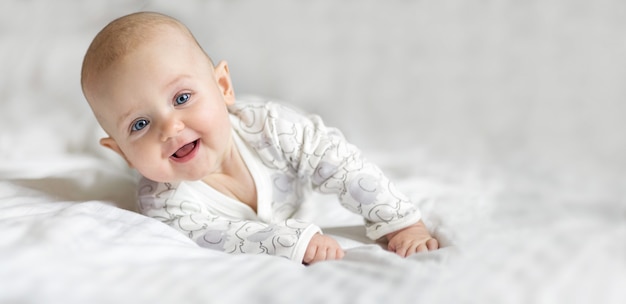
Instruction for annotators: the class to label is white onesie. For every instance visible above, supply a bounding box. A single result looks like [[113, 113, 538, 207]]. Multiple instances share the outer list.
[[137, 101, 422, 262]]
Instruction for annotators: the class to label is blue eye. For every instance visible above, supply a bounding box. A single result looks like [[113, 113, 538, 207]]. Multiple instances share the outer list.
[[132, 119, 149, 132], [175, 93, 190, 105]]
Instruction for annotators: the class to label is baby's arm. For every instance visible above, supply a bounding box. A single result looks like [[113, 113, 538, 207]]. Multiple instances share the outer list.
[[137, 180, 321, 262], [385, 220, 439, 257], [303, 233, 344, 265]]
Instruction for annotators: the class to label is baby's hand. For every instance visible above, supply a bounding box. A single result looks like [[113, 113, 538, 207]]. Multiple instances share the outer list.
[[303, 233, 345, 265], [386, 220, 439, 257]]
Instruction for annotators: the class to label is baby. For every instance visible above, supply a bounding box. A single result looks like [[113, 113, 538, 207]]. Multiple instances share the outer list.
[[81, 12, 438, 264]]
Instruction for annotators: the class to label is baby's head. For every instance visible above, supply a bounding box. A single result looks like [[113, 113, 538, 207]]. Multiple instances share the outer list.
[[81, 12, 236, 183], [81, 12, 218, 124]]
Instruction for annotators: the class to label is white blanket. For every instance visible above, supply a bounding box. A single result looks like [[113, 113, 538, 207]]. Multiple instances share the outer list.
[[1, 1, 625, 303]]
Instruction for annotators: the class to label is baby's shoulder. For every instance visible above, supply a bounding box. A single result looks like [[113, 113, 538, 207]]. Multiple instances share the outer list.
[[229, 98, 285, 117], [231, 98, 319, 131]]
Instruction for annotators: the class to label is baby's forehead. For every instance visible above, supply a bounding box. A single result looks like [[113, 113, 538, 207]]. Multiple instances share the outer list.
[[101, 22, 188, 61], [85, 15, 192, 73], [84, 23, 195, 89]]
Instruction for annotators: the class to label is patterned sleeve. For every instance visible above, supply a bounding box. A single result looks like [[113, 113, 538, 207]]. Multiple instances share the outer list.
[[230, 102, 422, 240], [137, 179, 321, 262]]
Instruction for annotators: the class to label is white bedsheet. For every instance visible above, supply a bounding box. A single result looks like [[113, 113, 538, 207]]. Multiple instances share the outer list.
[[2, 152, 624, 304], [2, 1, 625, 303]]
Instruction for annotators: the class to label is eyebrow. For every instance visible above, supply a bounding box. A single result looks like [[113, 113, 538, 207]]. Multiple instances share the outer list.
[[117, 106, 139, 132], [165, 74, 192, 92]]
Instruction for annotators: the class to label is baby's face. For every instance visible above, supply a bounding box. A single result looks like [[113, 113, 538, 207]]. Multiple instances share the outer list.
[[89, 27, 235, 183]]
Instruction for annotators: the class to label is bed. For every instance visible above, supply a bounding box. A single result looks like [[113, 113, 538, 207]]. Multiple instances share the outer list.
[[1, 1, 625, 303]]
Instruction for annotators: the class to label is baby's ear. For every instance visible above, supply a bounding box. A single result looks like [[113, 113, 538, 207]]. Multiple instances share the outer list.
[[100, 137, 133, 168], [214, 60, 235, 105]]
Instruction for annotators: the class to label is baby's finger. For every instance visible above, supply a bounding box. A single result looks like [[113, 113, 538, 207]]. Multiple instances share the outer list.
[[324, 247, 336, 260], [331, 247, 345, 260], [406, 243, 420, 257], [426, 238, 439, 250], [416, 243, 428, 253], [315, 248, 327, 262], [393, 243, 409, 257], [336, 248, 345, 259], [303, 247, 318, 264]]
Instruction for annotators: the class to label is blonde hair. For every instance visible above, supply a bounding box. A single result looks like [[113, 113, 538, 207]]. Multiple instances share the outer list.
[[81, 12, 211, 96]]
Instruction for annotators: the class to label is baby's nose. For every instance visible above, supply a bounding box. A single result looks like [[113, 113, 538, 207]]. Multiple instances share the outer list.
[[160, 117, 185, 142]]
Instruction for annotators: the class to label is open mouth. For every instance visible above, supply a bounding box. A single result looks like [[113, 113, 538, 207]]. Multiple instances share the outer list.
[[171, 139, 199, 162]]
